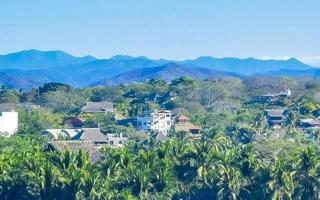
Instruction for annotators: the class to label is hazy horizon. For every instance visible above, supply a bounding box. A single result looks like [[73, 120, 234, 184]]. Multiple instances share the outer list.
[[1, 0, 319, 66]]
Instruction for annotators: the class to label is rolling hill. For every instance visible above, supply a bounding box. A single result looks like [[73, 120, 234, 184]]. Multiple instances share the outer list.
[[92, 63, 244, 86]]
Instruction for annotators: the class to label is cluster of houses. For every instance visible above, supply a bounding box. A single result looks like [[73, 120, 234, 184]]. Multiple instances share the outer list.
[[255, 86, 320, 138], [117, 109, 201, 135], [42, 101, 201, 161]]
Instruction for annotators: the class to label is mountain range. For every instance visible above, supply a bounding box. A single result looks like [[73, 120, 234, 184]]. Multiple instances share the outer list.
[[0, 49, 317, 89]]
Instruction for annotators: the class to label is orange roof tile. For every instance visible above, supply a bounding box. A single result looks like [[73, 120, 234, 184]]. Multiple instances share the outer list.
[[189, 124, 201, 130], [178, 114, 190, 121]]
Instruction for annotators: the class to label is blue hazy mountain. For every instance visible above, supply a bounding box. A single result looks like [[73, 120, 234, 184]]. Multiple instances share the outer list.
[[0, 72, 41, 90], [0, 49, 96, 69], [182, 56, 312, 75], [92, 62, 244, 86], [0, 49, 316, 89], [258, 68, 320, 78]]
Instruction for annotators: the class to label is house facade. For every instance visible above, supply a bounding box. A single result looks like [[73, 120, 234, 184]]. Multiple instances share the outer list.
[[253, 87, 291, 104], [43, 128, 128, 147], [265, 109, 287, 128], [173, 114, 201, 134], [0, 110, 18, 137], [137, 110, 172, 134]]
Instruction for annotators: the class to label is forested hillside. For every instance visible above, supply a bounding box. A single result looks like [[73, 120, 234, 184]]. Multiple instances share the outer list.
[[1, 76, 320, 199]]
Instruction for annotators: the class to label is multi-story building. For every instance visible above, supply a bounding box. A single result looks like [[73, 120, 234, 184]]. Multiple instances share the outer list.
[[137, 110, 172, 134], [0, 110, 18, 137]]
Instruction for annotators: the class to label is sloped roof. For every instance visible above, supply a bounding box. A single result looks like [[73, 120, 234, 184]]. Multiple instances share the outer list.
[[189, 124, 201, 130], [71, 128, 108, 142], [155, 109, 172, 114], [64, 117, 84, 127], [266, 109, 285, 117], [48, 141, 103, 163], [177, 114, 190, 121], [44, 129, 82, 139], [82, 101, 113, 113]]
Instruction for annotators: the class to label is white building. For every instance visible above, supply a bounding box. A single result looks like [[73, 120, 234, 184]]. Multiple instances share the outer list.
[[0, 110, 18, 137], [137, 110, 172, 134]]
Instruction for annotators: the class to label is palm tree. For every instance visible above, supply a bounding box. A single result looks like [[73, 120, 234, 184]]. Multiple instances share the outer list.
[[268, 157, 295, 200], [293, 147, 320, 199], [217, 164, 248, 200]]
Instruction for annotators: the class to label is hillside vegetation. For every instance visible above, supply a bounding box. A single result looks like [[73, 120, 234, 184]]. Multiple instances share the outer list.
[[1, 76, 320, 199]]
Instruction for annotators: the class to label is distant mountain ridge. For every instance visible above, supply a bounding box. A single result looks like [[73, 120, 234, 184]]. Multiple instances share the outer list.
[[0, 49, 316, 89], [0, 49, 96, 69], [182, 56, 311, 75], [92, 63, 244, 86]]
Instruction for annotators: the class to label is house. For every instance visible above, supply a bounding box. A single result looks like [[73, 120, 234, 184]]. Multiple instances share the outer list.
[[0, 110, 18, 137], [253, 87, 291, 103], [137, 110, 172, 134], [43, 128, 128, 147], [63, 117, 84, 128], [43, 128, 81, 140], [82, 101, 113, 114], [173, 114, 201, 134], [47, 141, 104, 163], [297, 119, 320, 129], [265, 109, 287, 127]]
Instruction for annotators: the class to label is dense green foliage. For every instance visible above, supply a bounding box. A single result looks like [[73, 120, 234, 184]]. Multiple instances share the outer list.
[[0, 133, 319, 200], [1, 76, 320, 199]]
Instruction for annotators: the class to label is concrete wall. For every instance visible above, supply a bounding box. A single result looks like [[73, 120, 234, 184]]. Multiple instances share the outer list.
[[0, 110, 18, 137]]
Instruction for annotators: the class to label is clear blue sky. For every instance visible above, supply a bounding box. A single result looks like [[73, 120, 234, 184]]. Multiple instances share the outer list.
[[0, 0, 319, 64]]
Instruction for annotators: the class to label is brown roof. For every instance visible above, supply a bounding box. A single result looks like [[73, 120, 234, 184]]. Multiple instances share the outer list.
[[178, 114, 190, 121], [71, 128, 108, 142], [189, 124, 201, 130], [48, 141, 103, 163], [64, 117, 84, 127], [82, 101, 113, 113]]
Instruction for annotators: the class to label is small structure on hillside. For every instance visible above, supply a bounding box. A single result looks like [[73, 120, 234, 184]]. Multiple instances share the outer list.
[[47, 141, 103, 163], [43, 128, 127, 147], [82, 101, 113, 114], [0, 110, 18, 137], [63, 117, 84, 128], [265, 109, 287, 127], [173, 114, 201, 134], [253, 87, 291, 104], [297, 119, 320, 129], [137, 110, 172, 134]]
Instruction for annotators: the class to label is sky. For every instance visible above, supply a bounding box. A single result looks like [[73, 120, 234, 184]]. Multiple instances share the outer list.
[[0, 0, 319, 66]]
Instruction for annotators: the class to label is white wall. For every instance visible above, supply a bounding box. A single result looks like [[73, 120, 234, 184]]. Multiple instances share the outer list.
[[137, 110, 172, 134], [0, 111, 18, 137]]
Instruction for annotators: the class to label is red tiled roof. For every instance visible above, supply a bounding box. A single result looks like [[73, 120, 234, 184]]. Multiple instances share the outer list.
[[178, 114, 190, 121], [189, 124, 201, 130]]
